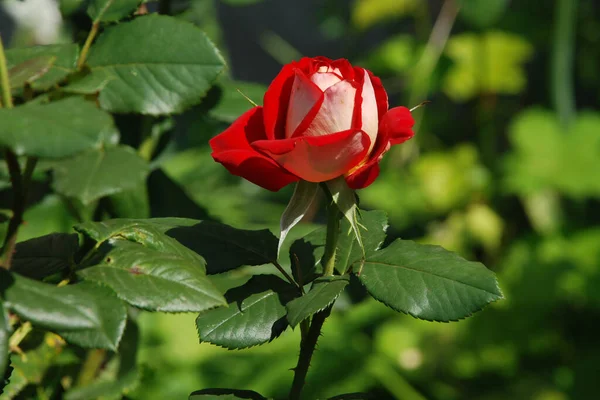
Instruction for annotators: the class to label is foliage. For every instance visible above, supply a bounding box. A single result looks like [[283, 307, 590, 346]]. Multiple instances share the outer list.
[[1, 0, 598, 399]]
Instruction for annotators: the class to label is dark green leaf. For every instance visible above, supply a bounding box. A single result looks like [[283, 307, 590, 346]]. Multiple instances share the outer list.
[[147, 168, 212, 220], [5, 44, 79, 90], [210, 80, 266, 122], [195, 275, 298, 349], [86, 14, 225, 115], [358, 240, 503, 321], [88, 0, 141, 22], [0, 303, 9, 384], [0, 272, 126, 350], [165, 221, 279, 274], [189, 388, 267, 400], [11, 233, 78, 280], [336, 210, 388, 274], [76, 218, 277, 273], [53, 145, 149, 204], [289, 227, 325, 286], [64, 319, 140, 400], [8, 55, 56, 92], [286, 275, 349, 327], [79, 238, 225, 312], [0, 97, 117, 158]]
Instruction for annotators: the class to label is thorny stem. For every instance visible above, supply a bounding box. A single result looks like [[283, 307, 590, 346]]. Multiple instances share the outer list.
[[289, 188, 341, 399], [289, 306, 332, 400]]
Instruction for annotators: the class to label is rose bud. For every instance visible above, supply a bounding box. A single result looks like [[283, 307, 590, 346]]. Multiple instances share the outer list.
[[209, 56, 415, 191]]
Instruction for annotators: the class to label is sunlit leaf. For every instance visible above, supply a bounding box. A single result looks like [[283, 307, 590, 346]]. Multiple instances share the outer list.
[[359, 240, 503, 321], [0, 272, 126, 350], [0, 97, 118, 158], [85, 14, 225, 115], [286, 276, 349, 327], [196, 275, 298, 349]]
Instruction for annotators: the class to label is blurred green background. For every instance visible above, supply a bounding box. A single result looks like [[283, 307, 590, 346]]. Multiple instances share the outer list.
[[2, 0, 600, 399]]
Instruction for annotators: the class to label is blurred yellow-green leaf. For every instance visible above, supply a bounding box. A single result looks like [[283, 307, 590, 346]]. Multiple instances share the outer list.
[[443, 31, 533, 101]]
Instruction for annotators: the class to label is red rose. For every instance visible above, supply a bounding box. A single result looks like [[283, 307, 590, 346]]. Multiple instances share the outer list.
[[210, 57, 415, 191]]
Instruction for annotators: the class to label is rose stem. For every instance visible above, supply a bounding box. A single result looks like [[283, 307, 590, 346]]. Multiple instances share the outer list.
[[289, 193, 340, 400]]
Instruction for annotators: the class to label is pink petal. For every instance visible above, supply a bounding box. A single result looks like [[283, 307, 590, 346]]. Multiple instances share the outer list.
[[285, 70, 324, 138], [310, 66, 343, 91], [359, 69, 379, 153], [301, 80, 357, 137]]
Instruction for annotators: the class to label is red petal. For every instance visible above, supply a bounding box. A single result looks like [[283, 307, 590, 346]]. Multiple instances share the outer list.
[[252, 129, 370, 183], [210, 107, 299, 191], [263, 63, 297, 140], [345, 162, 381, 189], [379, 106, 415, 145]]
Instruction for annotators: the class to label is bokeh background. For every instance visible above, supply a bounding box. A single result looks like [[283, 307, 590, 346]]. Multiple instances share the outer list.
[[1, 0, 600, 399]]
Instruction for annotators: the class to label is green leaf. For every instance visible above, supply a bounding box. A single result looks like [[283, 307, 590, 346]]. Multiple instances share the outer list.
[[5, 44, 79, 91], [278, 181, 319, 257], [60, 72, 114, 95], [0, 97, 117, 158], [358, 240, 503, 321], [64, 319, 140, 400], [210, 80, 266, 122], [86, 14, 225, 115], [79, 238, 225, 312], [11, 233, 78, 280], [189, 388, 267, 400], [443, 31, 533, 101], [327, 177, 364, 256], [8, 55, 56, 92], [0, 272, 126, 350], [0, 303, 9, 384], [53, 145, 149, 205], [195, 275, 298, 349], [157, 221, 279, 274], [286, 275, 349, 327], [336, 210, 388, 275], [289, 227, 325, 285], [75, 218, 278, 274], [88, 0, 142, 23]]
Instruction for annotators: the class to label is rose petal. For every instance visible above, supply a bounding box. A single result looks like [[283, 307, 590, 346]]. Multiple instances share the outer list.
[[210, 107, 299, 191], [299, 79, 357, 138], [252, 129, 370, 182], [286, 70, 324, 138], [263, 63, 296, 140], [358, 68, 379, 152], [379, 106, 415, 145], [311, 65, 343, 91], [345, 140, 391, 189]]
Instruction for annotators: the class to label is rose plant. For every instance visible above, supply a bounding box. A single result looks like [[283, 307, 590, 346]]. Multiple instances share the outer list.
[[0, 3, 502, 400]]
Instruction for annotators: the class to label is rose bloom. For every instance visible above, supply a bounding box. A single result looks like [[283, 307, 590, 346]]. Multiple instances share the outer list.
[[210, 57, 415, 191]]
